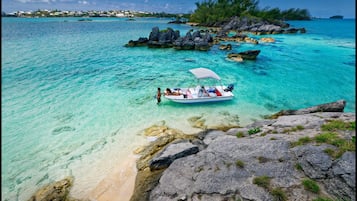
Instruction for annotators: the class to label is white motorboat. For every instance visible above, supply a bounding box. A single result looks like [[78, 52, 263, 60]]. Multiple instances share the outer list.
[[163, 67, 234, 103]]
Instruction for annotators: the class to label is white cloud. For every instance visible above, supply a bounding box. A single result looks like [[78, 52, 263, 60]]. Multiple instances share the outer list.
[[144, 0, 149, 3], [78, 0, 88, 5], [164, 3, 169, 9]]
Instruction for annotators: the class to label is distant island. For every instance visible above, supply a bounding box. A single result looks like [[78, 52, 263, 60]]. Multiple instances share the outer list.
[[330, 15, 344, 19], [2, 0, 311, 22]]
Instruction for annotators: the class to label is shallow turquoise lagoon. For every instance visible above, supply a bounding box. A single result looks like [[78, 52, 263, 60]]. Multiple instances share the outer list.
[[1, 17, 355, 200]]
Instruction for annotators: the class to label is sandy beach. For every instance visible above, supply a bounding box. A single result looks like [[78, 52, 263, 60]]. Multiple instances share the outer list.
[[85, 153, 139, 201]]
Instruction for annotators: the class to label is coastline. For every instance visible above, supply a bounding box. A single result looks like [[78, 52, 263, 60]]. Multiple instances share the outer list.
[[2, 18, 355, 201]]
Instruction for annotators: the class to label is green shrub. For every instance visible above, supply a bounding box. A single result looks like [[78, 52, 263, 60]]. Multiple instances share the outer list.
[[236, 132, 245, 138], [253, 176, 271, 189], [302, 178, 320, 193], [236, 160, 245, 168], [271, 188, 288, 201], [248, 127, 261, 135]]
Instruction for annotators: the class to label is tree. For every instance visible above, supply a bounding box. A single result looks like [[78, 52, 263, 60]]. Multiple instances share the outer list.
[[189, 0, 311, 24]]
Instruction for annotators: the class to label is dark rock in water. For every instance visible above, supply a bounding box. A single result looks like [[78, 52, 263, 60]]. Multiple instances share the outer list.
[[219, 44, 232, 50], [227, 50, 261, 62], [299, 28, 307, 33], [283, 28, 299, 34], [125, 37, 149, 47], [168, 19, 186, 24], [149, 140, 199, 170], [126, 27, 214, 51], [216, 16, 305, 37], [149, 26, 160, 41], [268, 99, 346, 119], [236, 50, 261, 60], [330, 15, 343, 19]]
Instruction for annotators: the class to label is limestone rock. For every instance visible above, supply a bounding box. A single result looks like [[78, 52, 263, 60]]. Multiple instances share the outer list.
[[149, 140, 199, 170], [260, 37, 275, 43], [269, 99, 346, 118], [28, 177, 74, 201]]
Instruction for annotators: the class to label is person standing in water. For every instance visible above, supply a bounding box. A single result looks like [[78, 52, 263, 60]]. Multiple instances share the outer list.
[[157, 87, 161, 104]]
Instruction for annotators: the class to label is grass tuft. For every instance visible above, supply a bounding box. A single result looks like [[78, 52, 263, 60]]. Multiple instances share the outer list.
[[271, 187, 288, 201], [290, 136, 312, 147], [295, 163, 303, 171], [312, 196, 334, 201], [248, 127, 261, 135], [236, 131, 245, 138], [302, 178, 320, 193], [321, 120, 355, 131], [253, 176, 271, 189], [236, 160, 245, 168]]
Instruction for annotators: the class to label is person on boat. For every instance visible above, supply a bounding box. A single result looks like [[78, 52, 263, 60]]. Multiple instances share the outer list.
[[199, 86, 209, 97], [165, 88, 172, 95], [157, 88, 161, 104]]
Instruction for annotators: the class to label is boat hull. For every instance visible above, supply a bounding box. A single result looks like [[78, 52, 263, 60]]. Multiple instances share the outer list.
[[164, 86, 234, 104], [165, 95, 233, 103]]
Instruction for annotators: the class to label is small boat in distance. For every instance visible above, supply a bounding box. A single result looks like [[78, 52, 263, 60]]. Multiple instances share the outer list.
[[163, 68, 234, 104]]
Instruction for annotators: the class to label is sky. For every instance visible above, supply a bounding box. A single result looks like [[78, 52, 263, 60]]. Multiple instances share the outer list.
[[1, 0, 356, 18]]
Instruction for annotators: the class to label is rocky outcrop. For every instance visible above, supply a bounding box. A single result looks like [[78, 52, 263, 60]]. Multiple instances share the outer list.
[[216, 16, 305, 36], [293, 146, 356, 200], [217, 33, 259, 44], [124, 37, 149, 47], [149, 140, 199, 170], [268, 99, 346, 119], [172, 30, 213, 51], [228, 50, 261, 61], [125, 27, 213, 51], [260, 37, 275, 43], [131, 101, 355, 201], [28, 177, 76, 201], [147, 27, 180, 48], [219, 43, 232, 50]]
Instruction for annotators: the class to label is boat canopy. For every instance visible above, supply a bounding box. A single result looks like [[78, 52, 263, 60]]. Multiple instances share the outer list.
[[189, 68, 221, 80]]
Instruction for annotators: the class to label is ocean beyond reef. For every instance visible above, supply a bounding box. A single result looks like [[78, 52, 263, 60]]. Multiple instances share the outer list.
[[1, 17, 355, 200]]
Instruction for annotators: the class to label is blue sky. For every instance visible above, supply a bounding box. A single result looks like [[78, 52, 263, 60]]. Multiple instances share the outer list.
[[1, 0, 355, 18]]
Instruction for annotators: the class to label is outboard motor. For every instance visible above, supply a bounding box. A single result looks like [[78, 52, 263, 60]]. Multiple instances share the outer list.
[[224, 84, 234, 92]]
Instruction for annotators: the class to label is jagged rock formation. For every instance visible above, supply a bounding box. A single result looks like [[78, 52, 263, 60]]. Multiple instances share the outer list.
[[131, 100, 356, 201], [216, 16, 306, 36], [125, 27, 213, 51], [267, 99, 346, 119]]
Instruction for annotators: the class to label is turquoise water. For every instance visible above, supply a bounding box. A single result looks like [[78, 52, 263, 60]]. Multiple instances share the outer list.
[[1, 17, 355, 200]]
